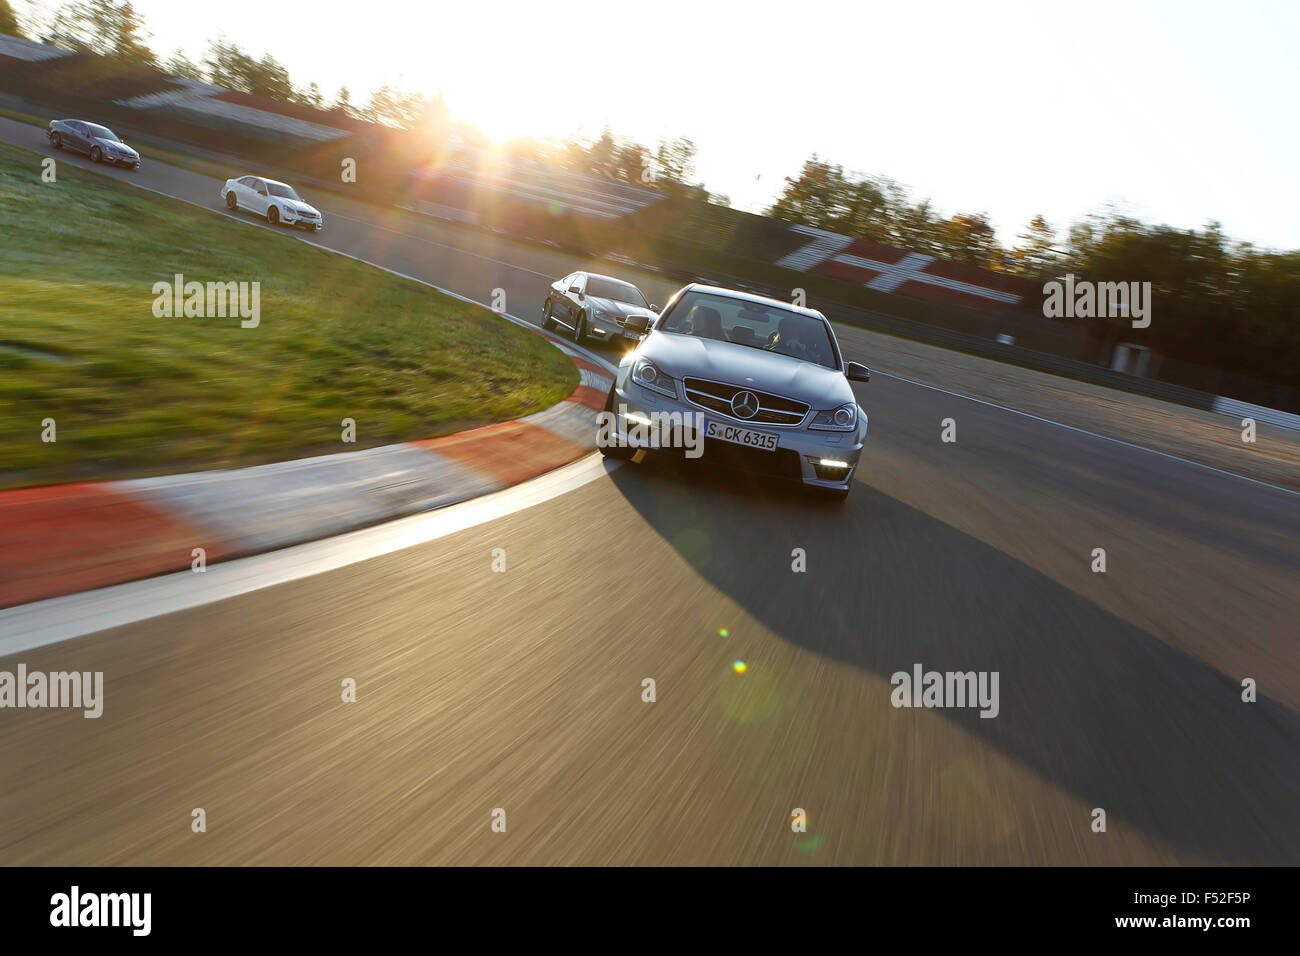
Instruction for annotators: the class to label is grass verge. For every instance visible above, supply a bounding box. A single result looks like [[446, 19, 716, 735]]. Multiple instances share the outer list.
[[0, 140, 577, 489]]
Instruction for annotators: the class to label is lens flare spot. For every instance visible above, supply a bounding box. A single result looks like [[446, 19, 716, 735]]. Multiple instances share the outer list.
[[719, 628, 730, 638], [732, 660, 747, 674]]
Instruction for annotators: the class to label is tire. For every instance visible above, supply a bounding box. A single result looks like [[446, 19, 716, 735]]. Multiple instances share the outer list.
[[573, 311, 586, 344], [50, 133, 62, 149], [542, 300, 556, 330], [267, 206, 280, 226], [225, 192, 238, 211], [599, 386, 635, 460], [90, 146, 102, 163]]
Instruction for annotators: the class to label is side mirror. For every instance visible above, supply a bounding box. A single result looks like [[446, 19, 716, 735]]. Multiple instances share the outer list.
[[650, 304, 660, 313], [846, 361, 871, 382], [623, 313, 651, 335]]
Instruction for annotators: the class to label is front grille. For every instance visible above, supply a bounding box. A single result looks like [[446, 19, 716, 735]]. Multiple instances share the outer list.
[[682, 377, 809, 426]]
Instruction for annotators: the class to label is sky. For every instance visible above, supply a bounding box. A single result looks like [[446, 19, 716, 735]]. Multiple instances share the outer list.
[[15, 0, 1300, 250]]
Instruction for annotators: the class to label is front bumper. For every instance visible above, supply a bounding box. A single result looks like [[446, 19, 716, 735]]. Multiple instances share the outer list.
[[282, 211, 324, 231], [586, 317, 643, 344], [608, 369, 866, 490]]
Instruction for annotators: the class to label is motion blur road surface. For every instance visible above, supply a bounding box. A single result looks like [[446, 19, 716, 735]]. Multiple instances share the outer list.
[[1, 116, 1298, 864]]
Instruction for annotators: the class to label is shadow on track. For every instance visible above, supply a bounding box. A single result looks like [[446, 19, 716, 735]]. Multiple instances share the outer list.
[[607, 454, 1300, 863]]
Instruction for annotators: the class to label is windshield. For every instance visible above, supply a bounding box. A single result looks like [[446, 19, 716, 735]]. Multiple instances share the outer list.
[[85, 124, 120, 142], [267, 183, 302, 200], [585, 277, 647, 307], [658, 291, 840, 370]]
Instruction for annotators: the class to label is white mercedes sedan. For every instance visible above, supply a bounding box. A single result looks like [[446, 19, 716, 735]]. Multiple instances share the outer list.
[[221, 175, 323, 231]]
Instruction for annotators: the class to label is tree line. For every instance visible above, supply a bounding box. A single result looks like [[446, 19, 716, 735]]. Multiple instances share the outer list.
[[498, 129, 724, 203], [767, 155, 1063, 277], [766, 155, 1298, 387], [4, 0, 440, 128]]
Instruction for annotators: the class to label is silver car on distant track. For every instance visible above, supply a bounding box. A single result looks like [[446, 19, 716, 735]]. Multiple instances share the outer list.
[[47, 119, 140, 169], [542, 271, 658, 345], [604, 284, 871, 500]]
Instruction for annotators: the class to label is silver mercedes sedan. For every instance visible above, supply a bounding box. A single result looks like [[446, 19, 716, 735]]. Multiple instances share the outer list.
[[542, 271, 658, 345], [601, 284, 870, 500]]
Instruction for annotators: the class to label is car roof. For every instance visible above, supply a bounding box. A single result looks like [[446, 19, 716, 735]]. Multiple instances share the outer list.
[[242, 175, 292, 188], [580, 272, 640, 287], [679, 283, 827, 320]]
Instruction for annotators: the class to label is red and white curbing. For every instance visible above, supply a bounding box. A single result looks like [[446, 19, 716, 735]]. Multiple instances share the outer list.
[[0, 341, 613, 610]]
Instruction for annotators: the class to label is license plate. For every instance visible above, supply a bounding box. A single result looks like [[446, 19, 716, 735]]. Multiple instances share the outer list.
[[705, 420, 777, 451]]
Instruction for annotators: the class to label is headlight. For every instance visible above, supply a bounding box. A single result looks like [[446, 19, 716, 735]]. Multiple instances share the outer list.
[[632, 358, 677, 398], [809, 402, 857, 431]]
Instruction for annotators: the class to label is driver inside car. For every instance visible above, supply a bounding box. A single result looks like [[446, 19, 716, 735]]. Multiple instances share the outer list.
[[768, 316, 806, 358], [686, 304, 724, 340]]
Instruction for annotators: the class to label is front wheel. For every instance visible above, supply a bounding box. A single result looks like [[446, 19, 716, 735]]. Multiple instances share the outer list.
[[225, 191, 238, 210], [600, 442, 635, 461], [267, 206, 280, 226], [90, 146, 102, 163], [599, 386, 635, 460], [50, 133, 62, 149], [542, 301, 557, 330], [573, 311, 587, 344]]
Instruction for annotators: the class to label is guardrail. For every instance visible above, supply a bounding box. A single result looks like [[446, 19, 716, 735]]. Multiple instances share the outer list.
[[1210, 397, 1300, 431]]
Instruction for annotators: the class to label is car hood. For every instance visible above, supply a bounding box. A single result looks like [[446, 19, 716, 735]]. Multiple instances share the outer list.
[[641, 332, 854, 407], [94, 137, 138, 158], [586, 296, 655, 323]]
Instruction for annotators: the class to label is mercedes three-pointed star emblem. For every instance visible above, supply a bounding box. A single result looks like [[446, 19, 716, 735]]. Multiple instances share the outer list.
[[730, 390, 759, 419]]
